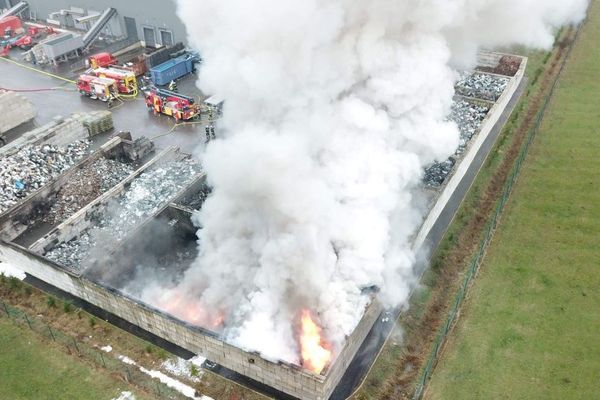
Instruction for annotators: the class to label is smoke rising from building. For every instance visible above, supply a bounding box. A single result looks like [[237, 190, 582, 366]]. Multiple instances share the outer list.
[[144, 0, 588, 365]]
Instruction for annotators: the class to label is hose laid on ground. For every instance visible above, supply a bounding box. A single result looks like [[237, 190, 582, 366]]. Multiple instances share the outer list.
[[0, 56, 76, 84], [0, 86, 76, 92], [148, 120, 205, 140]]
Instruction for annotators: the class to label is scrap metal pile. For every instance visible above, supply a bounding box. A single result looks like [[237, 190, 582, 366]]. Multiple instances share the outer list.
[[423, 82, 494, 187], [44, 158, 134, 224], [46, 159, 201, 271], [455, 72, 509, 102], [0, 142, 90, 213]]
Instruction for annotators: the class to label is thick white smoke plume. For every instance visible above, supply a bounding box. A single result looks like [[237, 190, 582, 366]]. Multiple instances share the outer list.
[[156, 0, 587, 364]]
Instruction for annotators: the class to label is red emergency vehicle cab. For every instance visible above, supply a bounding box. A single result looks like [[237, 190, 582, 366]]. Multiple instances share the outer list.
[[87, 52, 118, 69], [77, 75, 118, 102], [0, 16, 22, 37], [144, 87, 200, 121], [88, 67, 137, 94]]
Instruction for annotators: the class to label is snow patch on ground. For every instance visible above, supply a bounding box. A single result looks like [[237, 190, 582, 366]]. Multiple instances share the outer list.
[[117, 354, 213, 400], [0, 261, 25, 280], [141, 366, 212, 399], [162, 356, 206, 382], [190, 355, 207, 366], [101, 345, 113, 353], [118, 355, 136, 365], [111, 392, 135, 400]]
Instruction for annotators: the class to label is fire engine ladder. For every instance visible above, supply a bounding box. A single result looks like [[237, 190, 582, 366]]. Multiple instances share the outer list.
[[81, 7, 117, 51], [155, 88, 196, 104], [0, 1, 29, 20]]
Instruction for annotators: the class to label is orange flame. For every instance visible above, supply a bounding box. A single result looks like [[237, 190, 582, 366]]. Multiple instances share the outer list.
[[300, 310, 332, 374], [158, 290, 225, 330]]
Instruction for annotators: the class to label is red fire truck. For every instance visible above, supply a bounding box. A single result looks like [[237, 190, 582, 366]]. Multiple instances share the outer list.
[[76, 75, 118, 102], [87, 52, 118, 69], [143, 86, 200, 121], [87, 67, 137, 94]]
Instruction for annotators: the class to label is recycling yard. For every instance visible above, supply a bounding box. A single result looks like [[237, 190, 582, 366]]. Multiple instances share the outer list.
[[0, 34, 528, 399]]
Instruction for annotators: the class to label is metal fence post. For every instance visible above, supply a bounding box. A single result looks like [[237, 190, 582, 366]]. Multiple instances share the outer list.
[[23, 313, 32, 330], [47, 325, 56, 341], [1, 299, 10, 316], [72, 337, 80, 354]]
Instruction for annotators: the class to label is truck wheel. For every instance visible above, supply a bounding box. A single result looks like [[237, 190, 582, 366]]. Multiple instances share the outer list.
[[0, 137, 5, 147]]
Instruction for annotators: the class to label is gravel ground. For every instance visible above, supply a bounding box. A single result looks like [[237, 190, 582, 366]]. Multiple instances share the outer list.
[[455, 72, 509, 102], [46, 159, 202, 271], [44, 158, 134, 224], [0, 142, 90, 214]]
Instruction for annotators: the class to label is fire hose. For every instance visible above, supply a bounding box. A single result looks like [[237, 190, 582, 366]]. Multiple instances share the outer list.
[[0, 86, 76, 92]]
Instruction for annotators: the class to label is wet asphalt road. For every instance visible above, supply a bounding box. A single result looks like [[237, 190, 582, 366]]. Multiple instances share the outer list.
[[0, 48, 207, 156]]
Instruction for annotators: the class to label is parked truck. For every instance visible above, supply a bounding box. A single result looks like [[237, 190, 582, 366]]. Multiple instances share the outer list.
[[76, 75, 118, 102], [149, 53, 199, 86], [88, 66, 137, 95], [144, 86, 200, 121]]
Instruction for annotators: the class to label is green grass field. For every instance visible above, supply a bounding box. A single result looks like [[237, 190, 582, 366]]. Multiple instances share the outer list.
[[0, 317, 149, 400], [425, 2, 600, 400]]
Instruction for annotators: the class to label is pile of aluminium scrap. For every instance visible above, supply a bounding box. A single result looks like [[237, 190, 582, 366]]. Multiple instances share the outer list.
[[455, 72, 509, 102], [423, 100, 489, 187], [451, 100, 490, 152], [45, 159, 201, 271], [44, 158, 134, 224], [0, 142, 90, 214]]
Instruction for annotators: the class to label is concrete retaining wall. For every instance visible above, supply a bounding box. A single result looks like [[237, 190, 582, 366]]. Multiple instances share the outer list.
[[413, 57, 528, 259], [0, 240, 339, 399], [0, 90, 36, 136], [0, 114, 87, 158]]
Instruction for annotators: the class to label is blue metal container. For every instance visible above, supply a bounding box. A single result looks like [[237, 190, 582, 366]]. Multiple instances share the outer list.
[[150, 54, 195, 86]]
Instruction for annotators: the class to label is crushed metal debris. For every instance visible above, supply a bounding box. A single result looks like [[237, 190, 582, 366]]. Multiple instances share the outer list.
[[44, 158, 134, 224], [455, 72, 509, 102], [0, 141, 90, 214], [46, 159, 201, 271]]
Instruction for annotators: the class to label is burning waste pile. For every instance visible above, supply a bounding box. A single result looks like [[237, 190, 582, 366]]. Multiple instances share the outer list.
[[455, 72, 509, 102], [45, 159, 201, 271], [423, 99, 490, 187], [121, 0, 589, 375], [44, 158, 134, 224], [0, 142, 90, 214]]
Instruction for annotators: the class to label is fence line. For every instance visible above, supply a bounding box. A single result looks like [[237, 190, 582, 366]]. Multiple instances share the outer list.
[[412, 19, 586, 400], [0, 297, 187, 400]]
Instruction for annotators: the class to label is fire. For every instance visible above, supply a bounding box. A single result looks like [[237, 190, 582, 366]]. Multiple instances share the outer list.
[[158, 290, 225, 330], [299, 310, 332, 374]]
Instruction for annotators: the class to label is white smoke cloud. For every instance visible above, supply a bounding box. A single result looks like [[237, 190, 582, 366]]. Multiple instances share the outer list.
[[157, 0, 588, 364]]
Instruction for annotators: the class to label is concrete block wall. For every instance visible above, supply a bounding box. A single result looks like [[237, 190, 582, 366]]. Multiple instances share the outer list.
[[0, 114, 88, 158], [0, 241, 334, 399], [0, 90, 36, 135]]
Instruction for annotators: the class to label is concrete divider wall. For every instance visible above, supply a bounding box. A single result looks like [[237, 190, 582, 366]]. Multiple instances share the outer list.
[[29, 146, 181, 254], [0, 115, 87, 158], [0, 90, 36, 136]]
